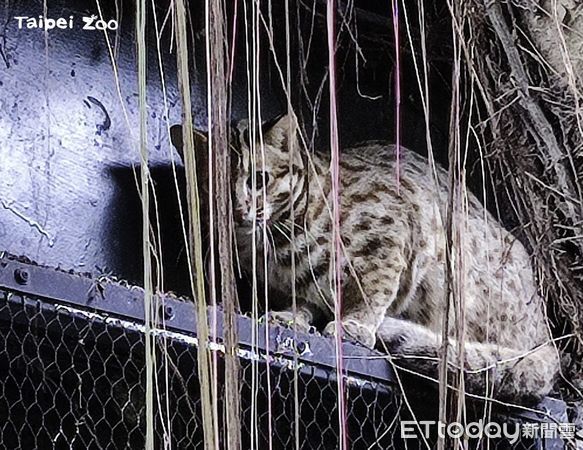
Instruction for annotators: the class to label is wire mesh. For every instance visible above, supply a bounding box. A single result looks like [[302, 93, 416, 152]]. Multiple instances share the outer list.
[[0, 274, 565, 449]]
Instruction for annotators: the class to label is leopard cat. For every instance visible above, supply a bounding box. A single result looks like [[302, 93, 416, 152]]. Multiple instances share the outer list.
[[230, 113, 561, 404], [177, 113, 560, 404]]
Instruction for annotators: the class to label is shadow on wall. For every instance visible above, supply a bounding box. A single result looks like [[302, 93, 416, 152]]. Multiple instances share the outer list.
[[104, 165, 191, 296]]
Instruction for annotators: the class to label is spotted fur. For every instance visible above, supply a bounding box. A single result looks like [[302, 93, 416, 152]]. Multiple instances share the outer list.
[[232, 114, 559, 404]]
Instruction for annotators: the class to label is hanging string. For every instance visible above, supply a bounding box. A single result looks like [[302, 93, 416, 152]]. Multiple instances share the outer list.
[[326, 2, 348, 449]]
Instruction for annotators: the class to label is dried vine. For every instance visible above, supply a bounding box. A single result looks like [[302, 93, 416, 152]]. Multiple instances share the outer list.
[[466, 0, 583, 395]]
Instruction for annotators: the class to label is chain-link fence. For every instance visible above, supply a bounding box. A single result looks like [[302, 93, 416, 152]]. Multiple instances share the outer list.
[[0, 255, 567, 449]]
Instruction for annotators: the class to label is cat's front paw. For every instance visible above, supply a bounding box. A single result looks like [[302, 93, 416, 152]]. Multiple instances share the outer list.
[[266, 310, 312, 332], [323, 319, 376, 348]]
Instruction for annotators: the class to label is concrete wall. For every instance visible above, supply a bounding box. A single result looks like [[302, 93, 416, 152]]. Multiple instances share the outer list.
[[0, 0, 451, 295]]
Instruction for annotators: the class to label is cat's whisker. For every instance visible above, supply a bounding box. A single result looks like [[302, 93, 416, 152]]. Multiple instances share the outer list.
[[279, 220, 308, 241], [272, 222, 292, 244], [281, 219, 318, 245], [273, 220, 291, 232], [281, 218, 311, 234], [265, 227, 279, 262]]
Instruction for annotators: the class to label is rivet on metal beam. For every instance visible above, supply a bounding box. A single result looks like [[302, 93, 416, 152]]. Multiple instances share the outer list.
[[14, 268, 30, 285]]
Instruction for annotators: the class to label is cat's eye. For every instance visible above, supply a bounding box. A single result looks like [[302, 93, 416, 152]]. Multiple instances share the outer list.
[[246, 171, 269, 190]]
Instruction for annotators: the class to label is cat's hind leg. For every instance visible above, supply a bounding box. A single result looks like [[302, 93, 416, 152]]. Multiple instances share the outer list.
[[377, 316, 559, 403]]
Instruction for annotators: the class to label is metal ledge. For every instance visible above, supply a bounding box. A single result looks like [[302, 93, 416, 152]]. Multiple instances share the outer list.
[[0, 253, 395, 385], [0, 252, 570, 440]]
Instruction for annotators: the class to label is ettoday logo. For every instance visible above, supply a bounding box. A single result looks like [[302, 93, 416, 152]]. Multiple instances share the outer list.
[[401, 420, 521, 444], [401, 419, 576, 442]]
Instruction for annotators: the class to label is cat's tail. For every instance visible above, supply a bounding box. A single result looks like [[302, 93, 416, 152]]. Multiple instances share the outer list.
[[377, 317, 560, 404]]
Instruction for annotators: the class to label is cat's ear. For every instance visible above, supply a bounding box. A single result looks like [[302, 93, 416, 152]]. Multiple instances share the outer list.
[[262, 113, 298, 151], [170, 124, 208, 162]]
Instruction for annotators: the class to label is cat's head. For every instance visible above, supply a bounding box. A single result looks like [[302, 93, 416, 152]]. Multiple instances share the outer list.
[[232, 113, 305, 228], [169, 113, 305, 228]]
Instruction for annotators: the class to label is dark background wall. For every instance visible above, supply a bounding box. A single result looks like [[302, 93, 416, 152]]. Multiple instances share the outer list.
[[0, 0, 453, 296]]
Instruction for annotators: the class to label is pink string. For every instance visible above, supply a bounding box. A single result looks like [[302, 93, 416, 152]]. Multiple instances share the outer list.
[[327, 1, 348, 449], [392, 0, 401, 194], [228, 0, 238, 84]]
